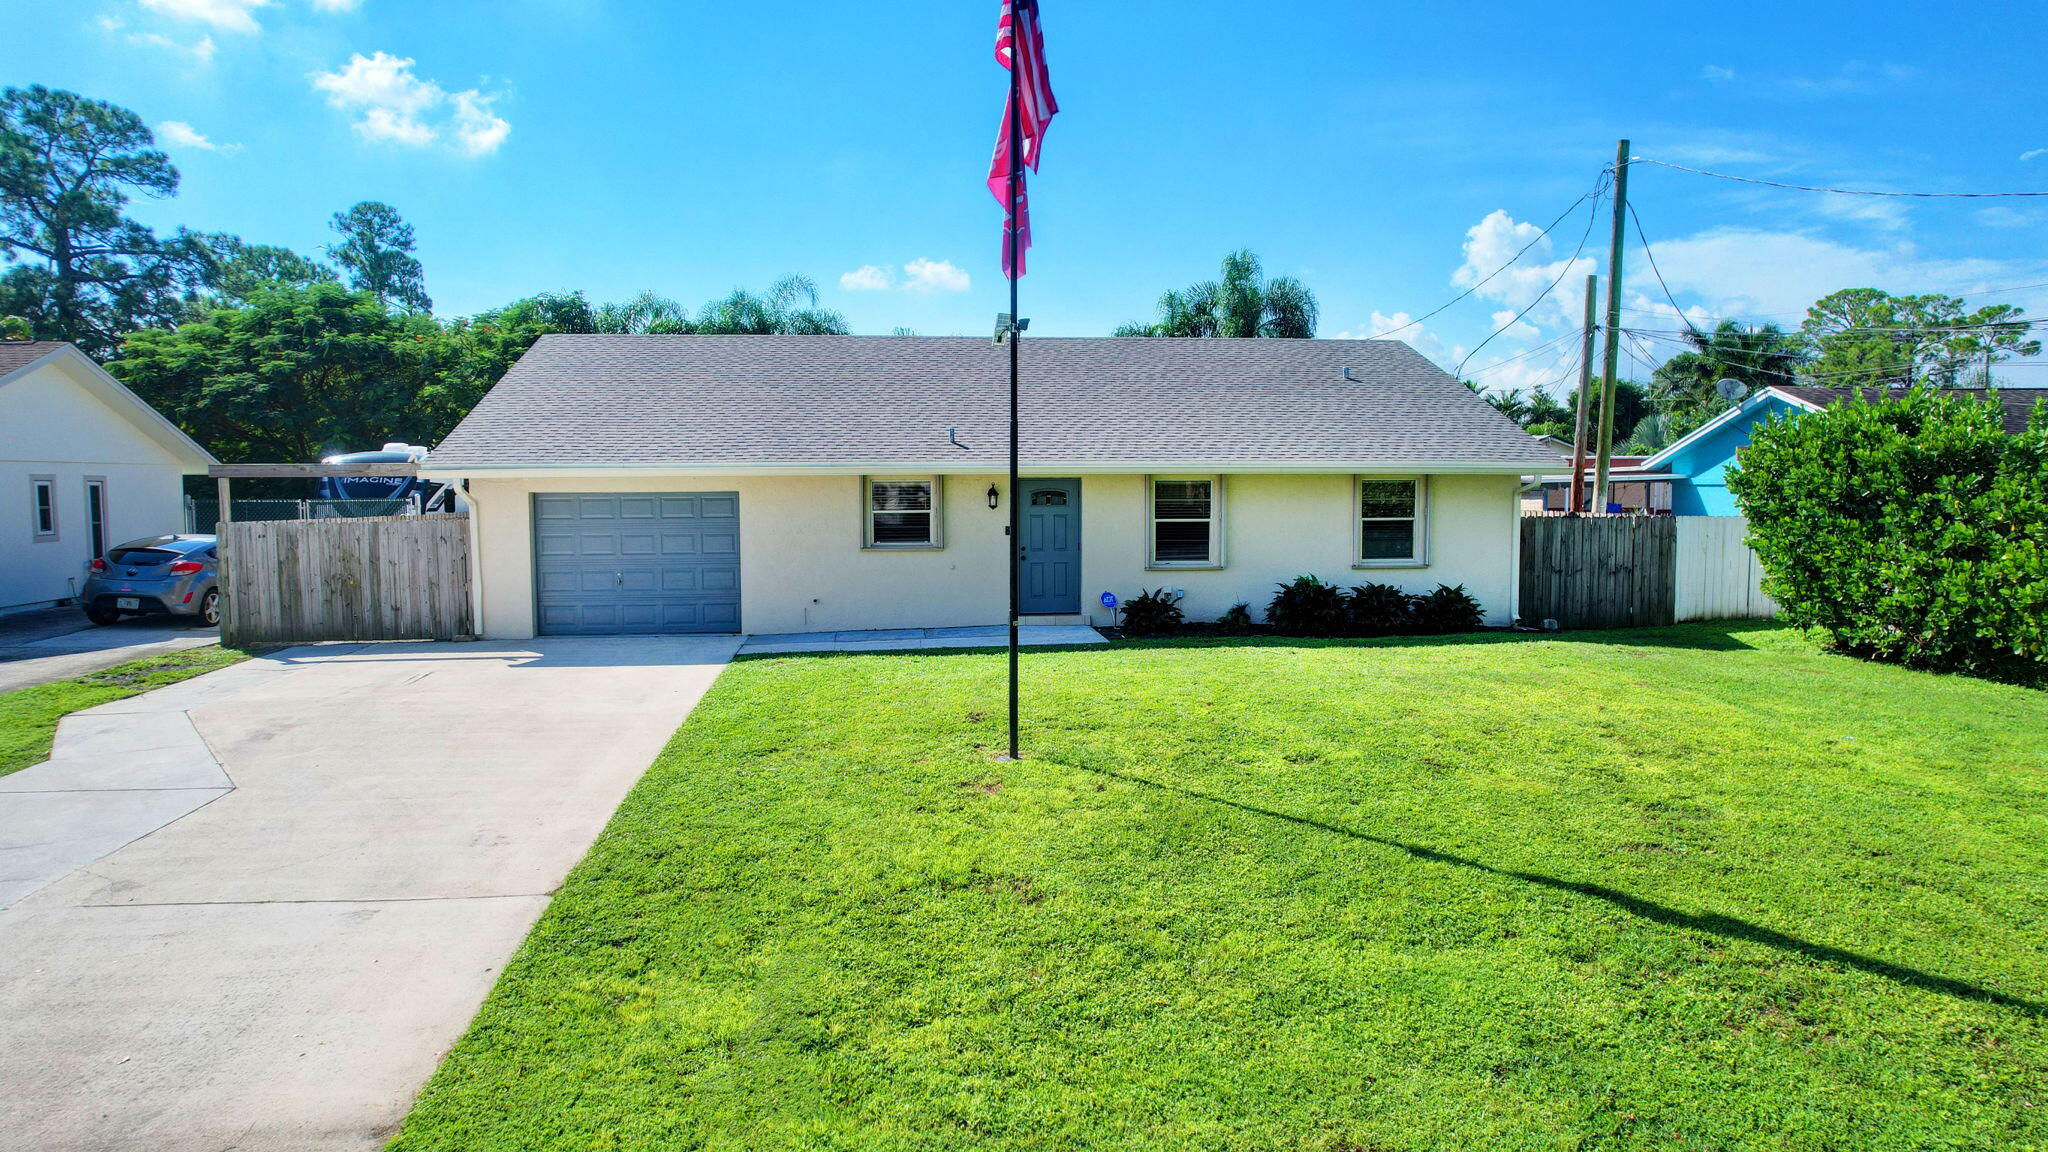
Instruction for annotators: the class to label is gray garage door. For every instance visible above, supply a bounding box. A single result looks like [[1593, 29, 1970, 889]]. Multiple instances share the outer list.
[[533, 492, 740, 634]]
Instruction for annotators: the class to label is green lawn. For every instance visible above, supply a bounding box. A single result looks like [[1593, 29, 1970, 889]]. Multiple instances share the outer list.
[[392, 623, 2048, 1152], [0, 644, 253, 776]]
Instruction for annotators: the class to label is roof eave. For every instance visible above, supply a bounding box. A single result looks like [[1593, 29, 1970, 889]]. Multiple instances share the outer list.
[[423, 459, 1556, 480]]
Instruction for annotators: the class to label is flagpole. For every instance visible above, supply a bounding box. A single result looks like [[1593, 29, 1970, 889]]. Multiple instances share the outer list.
[[1004, 37, 1023, 762]]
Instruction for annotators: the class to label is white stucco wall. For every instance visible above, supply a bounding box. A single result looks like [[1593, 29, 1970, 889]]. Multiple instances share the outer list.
[[1, 358, 193, 610], [464, 471, 1523, 638]]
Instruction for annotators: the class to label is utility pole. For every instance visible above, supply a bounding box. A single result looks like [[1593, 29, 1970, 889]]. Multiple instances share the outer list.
[[1593, 138, 1630, 513], [1567, 273, 1598, 514]]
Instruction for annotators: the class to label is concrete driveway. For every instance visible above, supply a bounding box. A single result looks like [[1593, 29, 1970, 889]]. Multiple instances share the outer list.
[[0, 605, 218, 693], [0, 635, 738, 1151]]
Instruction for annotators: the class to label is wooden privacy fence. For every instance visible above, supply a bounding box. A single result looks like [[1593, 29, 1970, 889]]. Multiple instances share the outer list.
[[1519, 515, 1778, 630], [219, 514, 472, 646]]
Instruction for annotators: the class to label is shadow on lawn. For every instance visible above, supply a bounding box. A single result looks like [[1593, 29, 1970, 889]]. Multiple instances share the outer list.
[[737, 620, 1779, 663], [1114, 619, 1776, 654], [1089, 764, 2044, 1017]]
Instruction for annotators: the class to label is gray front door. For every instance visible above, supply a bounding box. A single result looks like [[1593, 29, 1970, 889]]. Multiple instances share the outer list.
[[1017, 479, 1081, 614], [533, 492, 740, 634]]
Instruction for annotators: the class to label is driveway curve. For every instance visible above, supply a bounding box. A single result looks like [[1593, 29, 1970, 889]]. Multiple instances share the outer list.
[[0, 635, 736, 1151]]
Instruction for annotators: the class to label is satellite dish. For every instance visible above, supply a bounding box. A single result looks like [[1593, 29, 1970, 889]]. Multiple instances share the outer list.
[[1715, 377, 1747, 401]]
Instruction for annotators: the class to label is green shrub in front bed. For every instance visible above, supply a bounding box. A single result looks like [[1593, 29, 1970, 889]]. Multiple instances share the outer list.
[[1728, 386, 2048, 679], [1266, 575, 1350, 635], [1118, 588, 1186, 636], [1411, 583, 1485, 634], [1346, 582, 1415, 636]]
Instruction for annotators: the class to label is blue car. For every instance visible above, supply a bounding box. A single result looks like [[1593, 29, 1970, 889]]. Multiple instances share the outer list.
[[81, 534, 221, 628]]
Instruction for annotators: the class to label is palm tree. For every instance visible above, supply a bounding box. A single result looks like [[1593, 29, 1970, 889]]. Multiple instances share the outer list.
[[590, 276, 849, 336], [694, 275, 847, 335], [1649, 320, 1805, 433], [1114, 250, 1317, 338], [593, 291, 694, 334]]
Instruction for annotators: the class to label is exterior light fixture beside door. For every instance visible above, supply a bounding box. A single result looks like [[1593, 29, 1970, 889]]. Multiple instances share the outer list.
[[987, 484, 1000, 509]]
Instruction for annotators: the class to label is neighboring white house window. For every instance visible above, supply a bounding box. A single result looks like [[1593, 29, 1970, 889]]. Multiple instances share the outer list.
[[864, 477, 941, 548], [31, 477, 57, 539], [1357, 477, 1425, 566], [1149, 476, 1221, 566]]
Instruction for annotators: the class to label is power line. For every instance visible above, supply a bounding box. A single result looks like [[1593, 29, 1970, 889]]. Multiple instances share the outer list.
[[1622, 315, 2048, 336], [1632, 156, 2048, 198], [1463, 329, 1580, 379], [1625, 200, 1697, 335], [1454, 177, 1608, 377], [1366, 172, 1611, 342]]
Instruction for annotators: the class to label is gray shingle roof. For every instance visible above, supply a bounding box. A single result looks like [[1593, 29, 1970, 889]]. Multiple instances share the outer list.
[[429, 335, 1564, 471], [0, 341, 68, 376]]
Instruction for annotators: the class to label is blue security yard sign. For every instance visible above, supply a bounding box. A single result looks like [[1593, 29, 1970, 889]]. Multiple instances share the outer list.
[[1100, 591, 1118, 610]]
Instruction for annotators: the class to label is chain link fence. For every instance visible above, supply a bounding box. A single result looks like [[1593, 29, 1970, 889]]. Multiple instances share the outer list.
[[184, 497, 414, 533]]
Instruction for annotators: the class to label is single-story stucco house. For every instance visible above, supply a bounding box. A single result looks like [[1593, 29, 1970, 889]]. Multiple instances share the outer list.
[[423, 336, 1564, 638], [0, 341, 218, 613]]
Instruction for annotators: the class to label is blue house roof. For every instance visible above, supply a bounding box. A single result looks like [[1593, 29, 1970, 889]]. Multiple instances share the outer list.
[[1638, 387, 1827, 516]]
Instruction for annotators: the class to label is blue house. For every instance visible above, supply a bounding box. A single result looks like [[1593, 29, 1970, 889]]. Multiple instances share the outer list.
[[1630, 384, 2048, 515], [1638, 387, 1826, 516]]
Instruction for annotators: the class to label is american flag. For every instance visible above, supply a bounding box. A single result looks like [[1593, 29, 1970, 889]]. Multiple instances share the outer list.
[[988, 0, 1057, 276]]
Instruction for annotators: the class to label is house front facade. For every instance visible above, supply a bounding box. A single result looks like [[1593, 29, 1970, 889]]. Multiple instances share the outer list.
[[425, 336, 1563, 638], [0, 341, 218, 612]]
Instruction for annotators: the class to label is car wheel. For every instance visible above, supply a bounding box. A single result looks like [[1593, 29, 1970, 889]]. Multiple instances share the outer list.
[[199, 589, 222, 628], [85, 607, 123, 626]]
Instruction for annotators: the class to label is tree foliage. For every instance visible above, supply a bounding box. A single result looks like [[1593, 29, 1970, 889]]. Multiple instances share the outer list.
[[110, 283, 450, 462], [207, 237, 339, 306], [0, 85, 215, 358], [326, 201, 432, 313], [1801, 288, 2040, 388], [1648, 320, 1805, 439], [587, 276, 848, 335], [1727, 389, 2048, 680], [1116, 249, 1317, 338]]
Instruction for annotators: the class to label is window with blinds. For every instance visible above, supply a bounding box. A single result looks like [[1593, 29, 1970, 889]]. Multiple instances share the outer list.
[[864, 478, 941, 547], [1357, 477, 1424, 565], [1149, 477, 1220, 566]]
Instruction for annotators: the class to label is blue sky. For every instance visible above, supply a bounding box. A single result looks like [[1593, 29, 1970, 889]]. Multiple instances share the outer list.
[[8, 0, 2048, 394]]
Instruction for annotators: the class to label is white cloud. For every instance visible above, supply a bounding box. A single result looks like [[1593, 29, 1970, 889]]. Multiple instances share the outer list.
[[902, 258, 970, 293], [309, 0, 361, 10], [310, 52, 510, 156], [1701, 64, 1736, 82], [2022, 148, 2048, 163], [839, 265, 892, 291], [1452, 209, 1598, 335], [1812, 193, 1910, 232], [128, 31, 217, 63], [139, 0, 269, 33], [838, 260, 971, 293], [449, 90, 510, 156], [1636, 227, 2028, 320], [1978, 205, 2048, 230], [156, 120, 241, 153]]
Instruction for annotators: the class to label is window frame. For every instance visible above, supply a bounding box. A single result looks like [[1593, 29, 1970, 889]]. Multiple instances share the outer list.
[[1353, 475, 1428, 568], [84, 477, 107, 562], [1146, 475, 1224, 569], [861, 476, 944, 550], [30, 475, 57, 541]]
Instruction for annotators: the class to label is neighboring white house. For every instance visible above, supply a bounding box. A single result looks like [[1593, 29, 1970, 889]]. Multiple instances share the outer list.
[[0, 341, 218, 613], [424, 335, 1564, 638]]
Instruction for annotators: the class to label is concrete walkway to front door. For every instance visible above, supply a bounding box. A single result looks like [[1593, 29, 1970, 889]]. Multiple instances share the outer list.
[[0, 635, 737, 1152]]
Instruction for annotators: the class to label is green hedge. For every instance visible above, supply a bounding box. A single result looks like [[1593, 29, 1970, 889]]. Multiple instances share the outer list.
[[1727, 388, 2048, 679]]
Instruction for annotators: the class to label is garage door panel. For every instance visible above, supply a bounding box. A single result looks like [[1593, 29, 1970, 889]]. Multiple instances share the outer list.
[[535, 492, 741, 635]]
